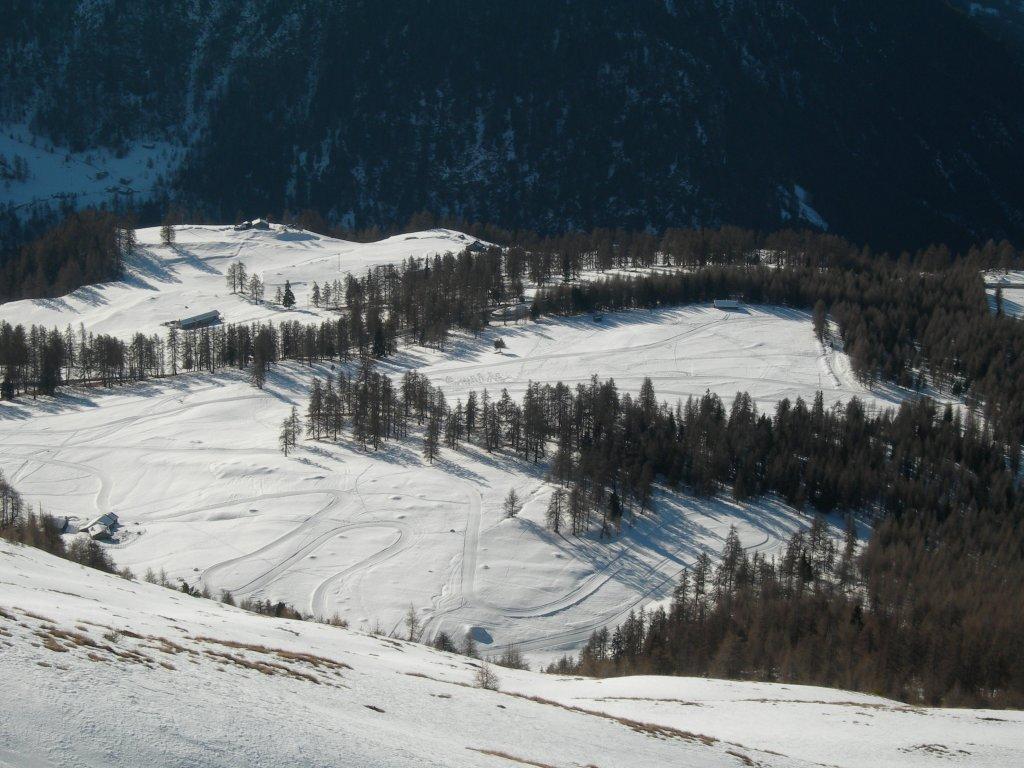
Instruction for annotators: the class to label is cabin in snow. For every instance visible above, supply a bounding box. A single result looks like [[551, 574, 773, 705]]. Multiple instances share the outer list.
[[714, 299, 741, 310], [234, 218, 271, 231], [168, 310, 221, 330], [82, 512, 118, 540]]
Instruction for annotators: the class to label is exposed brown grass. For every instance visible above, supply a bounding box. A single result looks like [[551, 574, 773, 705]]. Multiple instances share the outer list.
[[38, 634, 68, 653], [504, 693, 718, 746], [194, 636, 350, 676], [193, 636, 273, 653], [142, 636, 197, 657], [33, 624, 157, 666], [274, 648, 350, 670], [594, 696, 702, 706], [725, 749, 755, 766], [466, 748, 558, 768], [47, 626, 100, 648], [201, 648, 322, 684], [19, 609, 54, 622]]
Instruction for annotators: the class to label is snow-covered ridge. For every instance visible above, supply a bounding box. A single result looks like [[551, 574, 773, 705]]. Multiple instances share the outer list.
[[0, 223, 487, 335], [2, 540, 1021, 768]]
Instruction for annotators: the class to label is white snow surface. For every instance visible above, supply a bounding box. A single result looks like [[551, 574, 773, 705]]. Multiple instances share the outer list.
[[0, 359, 826, 663], [2, 541, 1021, 768]]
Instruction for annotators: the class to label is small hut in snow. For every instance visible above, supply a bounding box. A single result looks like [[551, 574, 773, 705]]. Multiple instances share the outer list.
[[81, 512, 118, 540]]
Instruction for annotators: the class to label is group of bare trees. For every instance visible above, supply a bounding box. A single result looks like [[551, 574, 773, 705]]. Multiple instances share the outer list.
[[1, 210, 132, 302], [311, 279, 345, 310], [225, 261, 265, 303], [0, 469, 24, 529]]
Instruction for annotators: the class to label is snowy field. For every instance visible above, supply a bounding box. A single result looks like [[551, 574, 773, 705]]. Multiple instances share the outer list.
[[0, 360, 822, 663], [2, 541, 1021, 768], [405, 304, 886, 409], [0, 225, 902, 663]]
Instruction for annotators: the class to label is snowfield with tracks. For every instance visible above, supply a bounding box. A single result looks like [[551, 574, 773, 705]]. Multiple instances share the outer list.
[[1, 225, 893, 663]]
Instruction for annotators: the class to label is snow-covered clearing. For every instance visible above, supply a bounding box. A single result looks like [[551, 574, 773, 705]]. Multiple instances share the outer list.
[[0, 225, 905, 663], [0, 361, 821, 663], [2, 541, 1021, 768], [408, 304, 886, 409]]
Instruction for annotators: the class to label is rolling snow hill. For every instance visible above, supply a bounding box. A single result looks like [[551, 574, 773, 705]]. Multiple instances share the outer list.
[[0, 224, 487, 335], [2, 540, 1021, 768]]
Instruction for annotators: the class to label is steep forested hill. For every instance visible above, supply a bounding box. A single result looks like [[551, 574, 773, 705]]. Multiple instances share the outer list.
[[3, 0, 1024, 250]]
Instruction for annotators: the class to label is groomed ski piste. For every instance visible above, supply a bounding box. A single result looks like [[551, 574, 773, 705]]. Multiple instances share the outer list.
[[2, 225, 898, 665], [2, 540, 1022, 768]]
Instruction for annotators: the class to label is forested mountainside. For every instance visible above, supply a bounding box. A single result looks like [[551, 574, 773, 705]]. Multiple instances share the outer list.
[[3, 1, 1024, 251]]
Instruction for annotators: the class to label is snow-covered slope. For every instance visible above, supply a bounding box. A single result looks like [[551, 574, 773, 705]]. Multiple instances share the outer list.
[[2, 540, 1021, 768], [0, 358, 823, 664], [0, 225, 901, 662], [0, 224, 486, 335], [0, 123, 182, 216], [414, 304, 879, 407]]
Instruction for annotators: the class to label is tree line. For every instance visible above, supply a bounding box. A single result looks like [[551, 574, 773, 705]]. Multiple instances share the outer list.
[[296, 367, 1024, 707], [6, 218, 1024, 454], [551, 505, 1024, 709], [298, 359, 1019, 552], [532, 238, 1024, 458], [0, 210, 134, 301]]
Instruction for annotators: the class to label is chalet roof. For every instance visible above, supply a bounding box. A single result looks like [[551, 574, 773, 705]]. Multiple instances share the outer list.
[[82, 512, 118, 531]]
